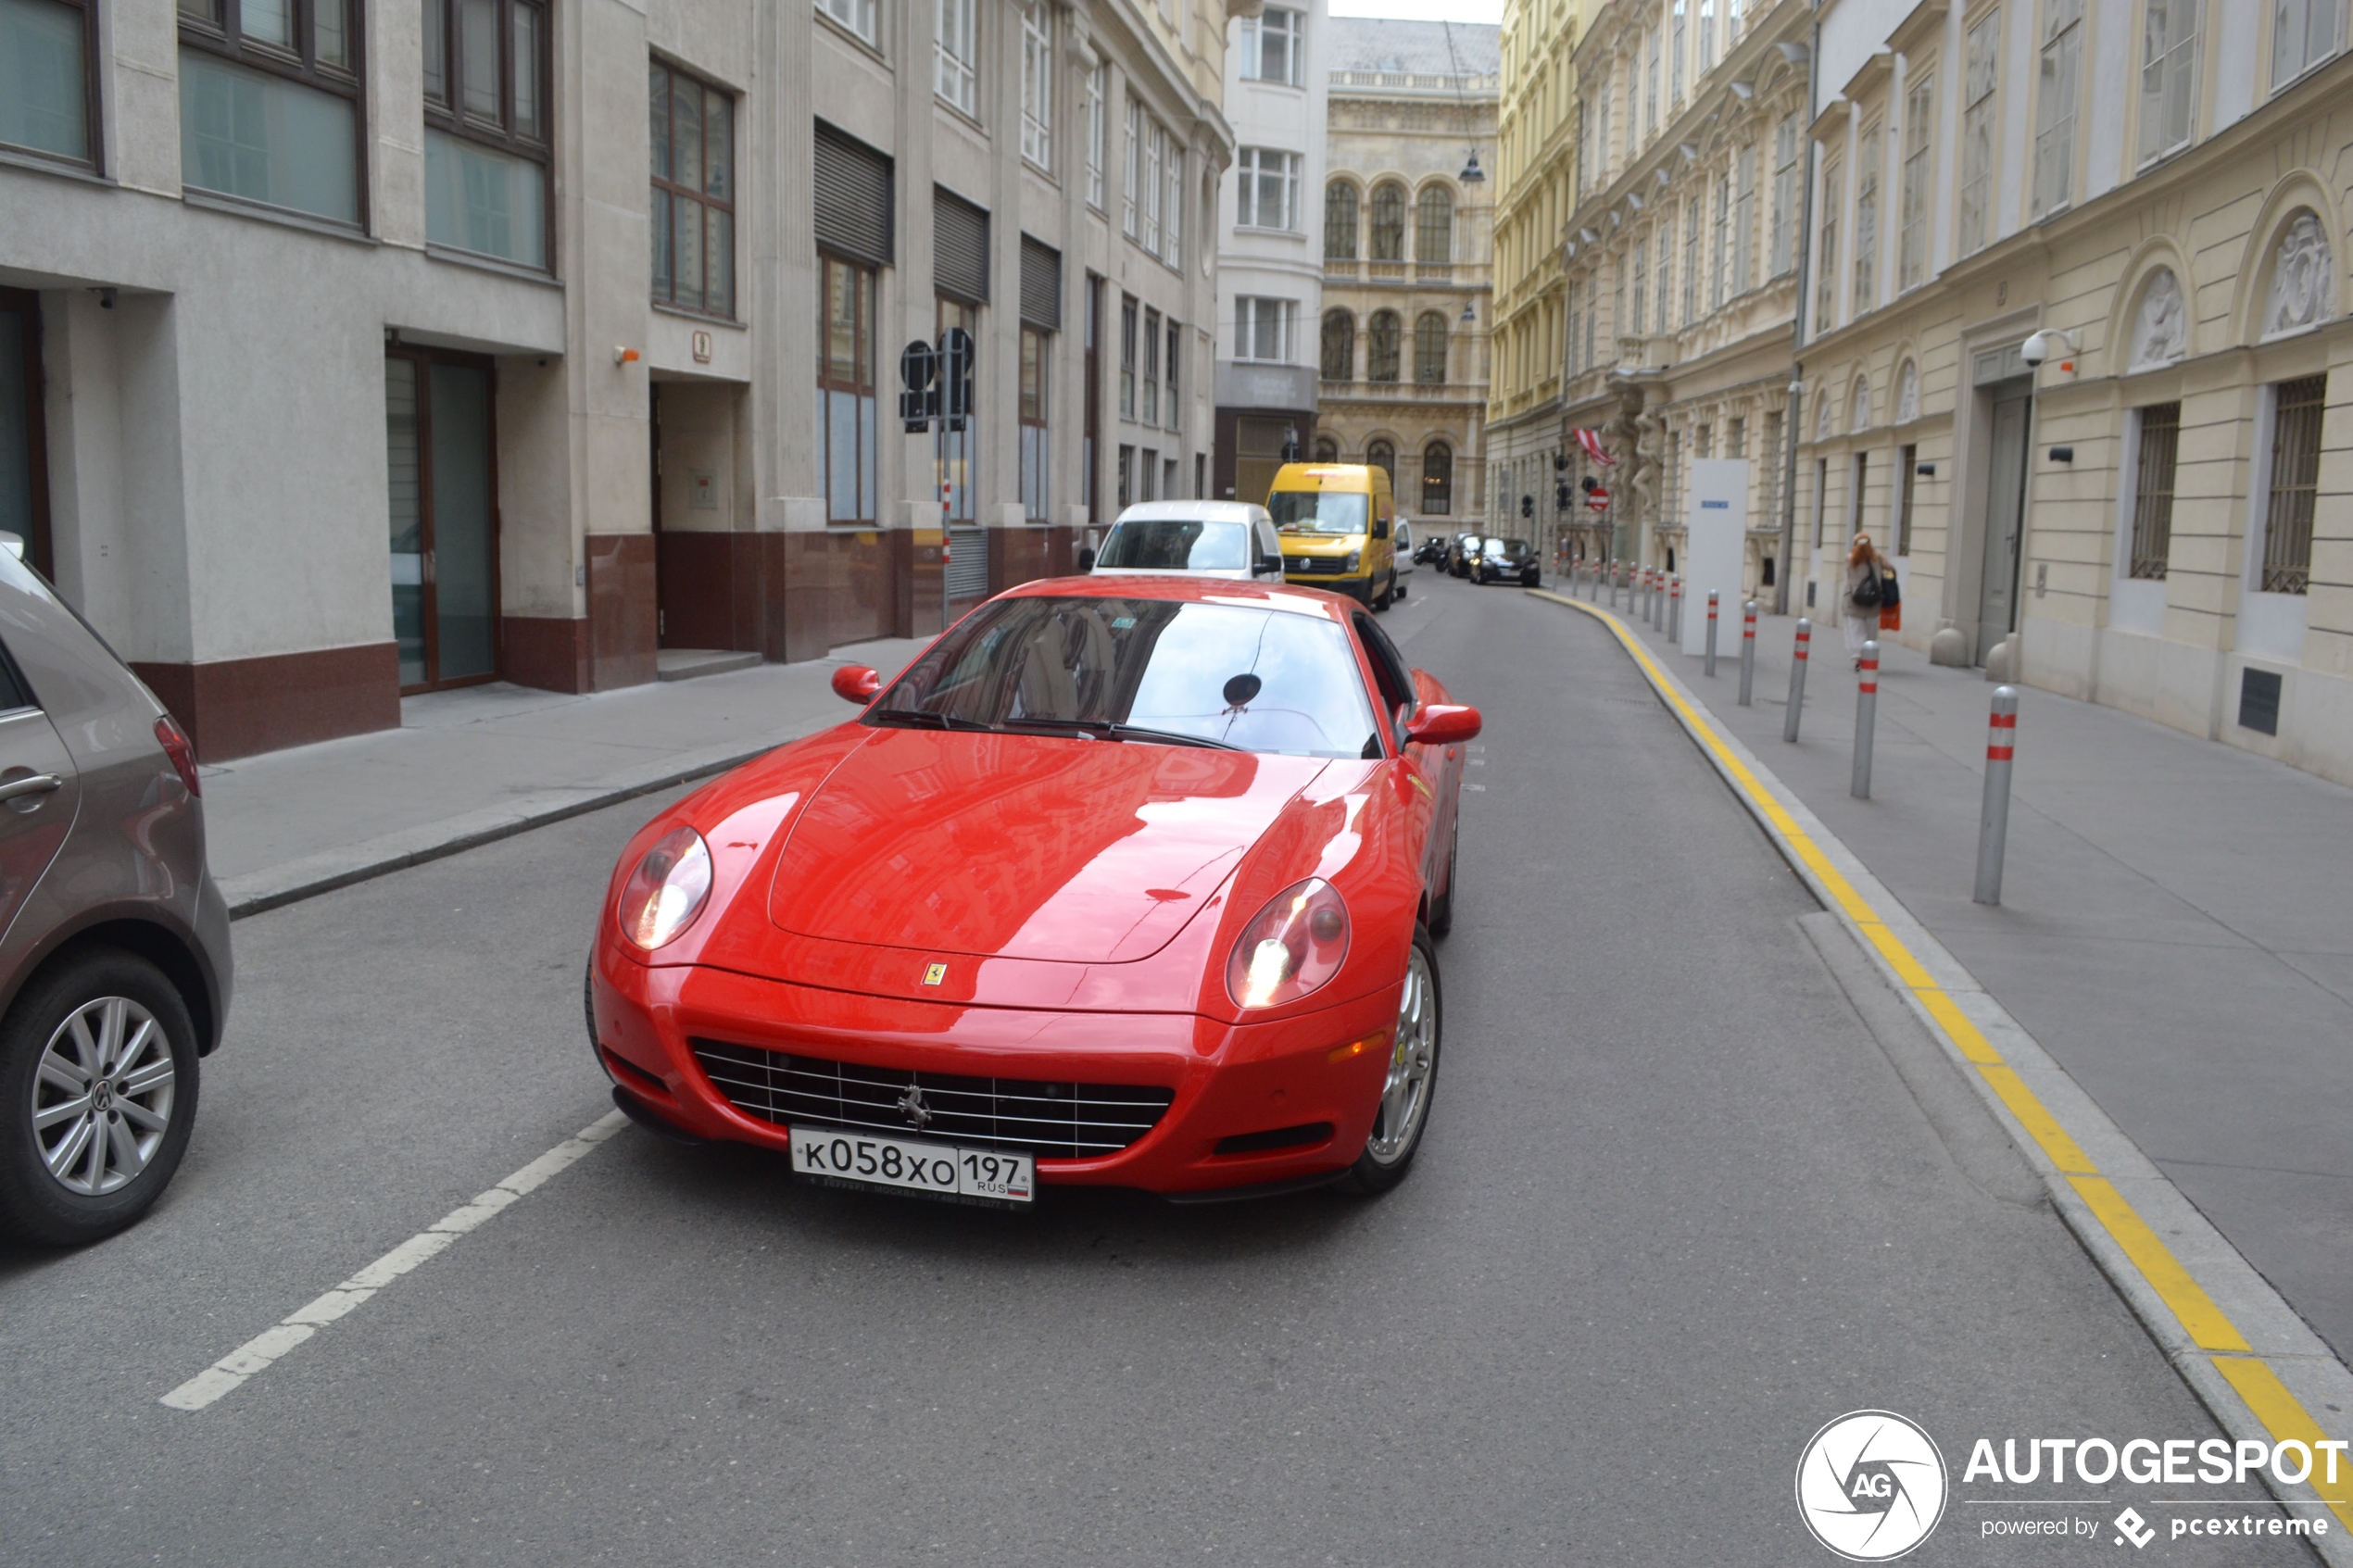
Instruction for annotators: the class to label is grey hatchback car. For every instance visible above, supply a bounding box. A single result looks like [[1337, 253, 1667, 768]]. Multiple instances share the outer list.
[[0, 546, 232, 1247]]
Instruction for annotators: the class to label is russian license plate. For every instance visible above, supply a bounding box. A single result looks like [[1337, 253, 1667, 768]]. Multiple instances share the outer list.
[[789, 1128, 1034, 1205]]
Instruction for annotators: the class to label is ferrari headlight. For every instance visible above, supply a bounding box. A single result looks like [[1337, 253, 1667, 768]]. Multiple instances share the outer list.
[[1225, 878, 1350, 1010], [617, 826, 713, 950]]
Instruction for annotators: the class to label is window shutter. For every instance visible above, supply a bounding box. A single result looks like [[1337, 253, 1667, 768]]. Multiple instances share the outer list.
[[814, 121, 893, 266], [935, 187, 989, 304], [1020, 236, 1062, 330]]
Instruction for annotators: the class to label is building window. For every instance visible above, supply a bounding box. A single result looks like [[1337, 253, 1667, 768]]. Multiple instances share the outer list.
[[2129, 403, 2178, 580], [3, 0, 97, 166], [419, 0, 550, 264], [1238, 296, 1294, 362], [937, 0, 976, 115], [1683, 197, 1702, 322], [2032, 0, 2082, 219], [2275, 0, 2342, 88], [1119, 294, 1136, 418], [1141, 306, 1160, 424], [1712, 169, 1732, 308], [648, 62, 734, 318], [1423, 441, 1453, 514], [816, 0, 875, 45], [1899, 77, 1932, 290], [1319, 309, 1353, 381], [1240, 6, 1302, 84], [1157, 125, 1182, 267], [1140, 118, 1164, 256], [1699, 0, 1715, 68], [1631, 238, 1648, 337], [1769, 114, 1798, 277], [1370, 181, 1406, 260], [1367, 310, 1401, 382], [1732, 144, 1756, 297], [1165, 317, 1181, 431], [1959, 11, 1998, 255], [1416, 186, 1453, 264], [1325, 182, 1358, 257], [1851, 145, 1878, 316], [1367, 439, 1394, 482], [1237, 147, 1300, 230], [2261, 375, 2324, 594], [1084, 64, 1105, 207], [1020, 0, 1051, 169], [1020, 324, 1050, 521], [1122, 97, 1139, 237], [1585, 274, 1597, 369], [1644, 28, 1659, 135], [2140, 0, 2198, 164], [1116, 444, 1133, 507], [1894, 442, 1916, 554], [1728, 415, 1746, 457], [1415, 311, 1448, 383], [179, 0, 365, 225], [1814, 159, 1839, 337], [1670, 0, 1685, 105], [1315, 435, 1340, 462], [818, 255, 878, 523]]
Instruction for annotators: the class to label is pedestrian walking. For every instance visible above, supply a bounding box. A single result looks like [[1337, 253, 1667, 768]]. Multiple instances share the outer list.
[[1842, 533, 1892, 670]]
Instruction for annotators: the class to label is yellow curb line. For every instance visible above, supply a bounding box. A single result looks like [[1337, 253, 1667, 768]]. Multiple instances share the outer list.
[[1532, 590, 2348, 1525]]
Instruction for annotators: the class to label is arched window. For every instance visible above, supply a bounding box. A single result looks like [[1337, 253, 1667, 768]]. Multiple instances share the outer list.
[[1422, 441, 1453, 514], [1320, 309, 1354, 382], [1324, 182, 1359, 259], [1370, 182, 1407, 261], [1314, 434, 1340, 462], [1366, 310, 1402, 382], [1414, 311, 1449, 383], [1367, 438, 1395, 481], [1416, 186, 1453, 264]]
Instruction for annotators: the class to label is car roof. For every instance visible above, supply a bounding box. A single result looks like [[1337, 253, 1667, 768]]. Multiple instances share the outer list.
[[1002, 573, 1354, 621], [1108, 501, 1271, 525]]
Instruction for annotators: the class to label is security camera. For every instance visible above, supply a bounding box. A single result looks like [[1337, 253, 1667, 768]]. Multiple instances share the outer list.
[[2020, 332, 2052, 368]]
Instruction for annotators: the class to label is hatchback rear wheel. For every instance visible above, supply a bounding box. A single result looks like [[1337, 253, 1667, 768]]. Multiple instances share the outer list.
[[0, 948, 199, 1247]]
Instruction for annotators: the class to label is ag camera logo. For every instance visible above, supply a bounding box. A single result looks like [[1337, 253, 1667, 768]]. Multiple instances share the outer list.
[[1796, 1411, 1949, 1561]]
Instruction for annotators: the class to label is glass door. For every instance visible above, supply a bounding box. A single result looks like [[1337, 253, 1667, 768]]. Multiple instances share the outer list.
[[385, 351, 499, 691]]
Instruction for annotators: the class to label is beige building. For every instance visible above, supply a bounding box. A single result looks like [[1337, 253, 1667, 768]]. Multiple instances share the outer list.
[[1556, 0, 1812, 591], [1315, 19, 1496, 531], [1803, 0, 2353, 787]]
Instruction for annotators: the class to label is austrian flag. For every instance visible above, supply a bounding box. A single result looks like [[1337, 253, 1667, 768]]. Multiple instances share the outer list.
[[1574, 428, 1616, 466]]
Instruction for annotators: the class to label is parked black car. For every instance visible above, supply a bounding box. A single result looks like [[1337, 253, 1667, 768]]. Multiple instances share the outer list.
[[0, 546, 233, 1247], [1474, 537, 1541, 587]]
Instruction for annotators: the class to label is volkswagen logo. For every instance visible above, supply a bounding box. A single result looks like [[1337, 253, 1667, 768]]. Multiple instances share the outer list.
[[896, 1083, 933, 1133], [1795, 1411, 1947, 1561]]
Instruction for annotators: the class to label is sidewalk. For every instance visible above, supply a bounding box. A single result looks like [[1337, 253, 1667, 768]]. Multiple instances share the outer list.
[[198, 637, 927, 914], [1599, 583, 2353, 1366]]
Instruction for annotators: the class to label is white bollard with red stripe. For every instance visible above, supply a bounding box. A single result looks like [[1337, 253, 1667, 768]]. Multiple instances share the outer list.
[[1705, 590, 1720, 677], [1738, 600, 1758, 705], [1668, 575, 1683, 642], [1974, 686, 2020, 905], [1852, 640, 1879, 798], [1783, 619, 1812, 742]]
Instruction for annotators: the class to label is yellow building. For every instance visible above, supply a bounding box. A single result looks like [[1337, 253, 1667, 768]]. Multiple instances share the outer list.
[[1485, 0, 1588, 559]]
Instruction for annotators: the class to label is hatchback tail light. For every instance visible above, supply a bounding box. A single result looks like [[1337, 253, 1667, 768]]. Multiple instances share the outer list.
[[154, 717, 200, 798]]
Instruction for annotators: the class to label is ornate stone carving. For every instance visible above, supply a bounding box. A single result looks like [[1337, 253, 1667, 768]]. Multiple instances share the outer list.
[[2262, 212, 2334, 340], [1851, 379, 1871, 433], [2128, 268, 2185, 370], [1896, 360, 1919, 423]]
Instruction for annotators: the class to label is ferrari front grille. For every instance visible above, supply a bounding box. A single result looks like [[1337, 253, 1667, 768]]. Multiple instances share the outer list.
[[688, 1040, 1175, 1160]]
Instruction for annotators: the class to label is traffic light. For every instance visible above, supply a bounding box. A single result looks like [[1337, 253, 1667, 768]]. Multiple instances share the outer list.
[[1555, 482, 1572, 511], [1581, 474, 1599, 494], [940, 327, 975, 432], [1520, 494, 1534, 519], [1553, 452, 1568, 473]]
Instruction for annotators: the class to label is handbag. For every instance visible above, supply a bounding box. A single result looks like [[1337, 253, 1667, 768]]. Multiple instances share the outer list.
[[1880, 566, 1901, 608], [1850, 563, 1883, 609]]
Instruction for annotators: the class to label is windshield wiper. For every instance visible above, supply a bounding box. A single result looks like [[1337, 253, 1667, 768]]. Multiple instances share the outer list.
[[866, 709, 996, 733], [1000, 716, 1243, 751]]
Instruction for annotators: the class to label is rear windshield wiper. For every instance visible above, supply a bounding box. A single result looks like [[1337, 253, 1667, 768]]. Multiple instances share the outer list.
[[866, 709, 996, 733], [1000, 716, 1243, 751]]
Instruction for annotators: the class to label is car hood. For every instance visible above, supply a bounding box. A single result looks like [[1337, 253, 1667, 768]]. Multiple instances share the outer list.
[[767, 728, 1329, 965]]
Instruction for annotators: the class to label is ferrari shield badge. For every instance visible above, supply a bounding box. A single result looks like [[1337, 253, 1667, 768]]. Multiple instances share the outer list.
[[922, 961, 949, 986]]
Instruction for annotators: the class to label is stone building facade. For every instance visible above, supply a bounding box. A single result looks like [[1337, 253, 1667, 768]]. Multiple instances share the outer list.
[[1315, 19, 1496, 533], [0, 0, 1229, 759]]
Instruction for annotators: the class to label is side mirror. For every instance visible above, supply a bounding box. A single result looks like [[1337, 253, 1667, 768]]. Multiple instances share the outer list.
[[1403, 703, 1481, 746], [1076, 546, 1097, 573], [830, 665, 883, 704], [1371, 514, 1391, 540]]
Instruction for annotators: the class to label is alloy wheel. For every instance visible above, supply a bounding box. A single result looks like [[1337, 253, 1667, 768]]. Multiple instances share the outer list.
[[31, 997, 175, 1197], [1364, 944, 1437, 1165]]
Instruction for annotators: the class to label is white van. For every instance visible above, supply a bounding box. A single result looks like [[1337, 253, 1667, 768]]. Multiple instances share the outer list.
[[1089, 502, 1285, 581]]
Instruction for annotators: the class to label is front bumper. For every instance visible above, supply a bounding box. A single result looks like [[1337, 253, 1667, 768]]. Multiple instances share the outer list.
[[590, 948, 1399, 1196]]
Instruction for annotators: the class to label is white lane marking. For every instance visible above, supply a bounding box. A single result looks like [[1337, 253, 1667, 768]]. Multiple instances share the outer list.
[[160, 1110, 626, 1411]]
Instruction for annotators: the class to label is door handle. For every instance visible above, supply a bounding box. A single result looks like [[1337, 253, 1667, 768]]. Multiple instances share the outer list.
[[0, 772, 63, 807]]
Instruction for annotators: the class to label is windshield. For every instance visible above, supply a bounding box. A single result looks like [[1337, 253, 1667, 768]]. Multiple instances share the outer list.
[[1266, 490, 1369, 535], [874, 596, 1380, 759], [1496, 539, 1531, 560], [1097, 518, 1250, 571]]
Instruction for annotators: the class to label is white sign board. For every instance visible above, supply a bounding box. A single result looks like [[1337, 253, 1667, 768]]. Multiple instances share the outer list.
[[1681, 459, 1750, 656]]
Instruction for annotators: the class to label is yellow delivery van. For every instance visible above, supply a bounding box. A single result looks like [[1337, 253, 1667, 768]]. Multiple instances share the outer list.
[[1265, 462, 1399, 608]]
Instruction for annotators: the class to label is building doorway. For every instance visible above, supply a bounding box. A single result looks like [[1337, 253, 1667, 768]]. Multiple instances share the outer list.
[[1978, 385, 2032, 659], [386, 350, 499, 692], [0, 289, 54, 581]]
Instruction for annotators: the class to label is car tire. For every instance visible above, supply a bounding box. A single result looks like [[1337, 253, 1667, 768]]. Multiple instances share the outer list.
[[1428, 818, 1458, 939], [1339, 924, 1441, 1196], [0, 947, 200, 1248], [1373, 572, 1394, 610]]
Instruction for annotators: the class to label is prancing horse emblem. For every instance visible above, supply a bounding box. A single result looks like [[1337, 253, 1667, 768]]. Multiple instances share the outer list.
[[897, 1083, 934, 1132], [923, 961, 949, 986]]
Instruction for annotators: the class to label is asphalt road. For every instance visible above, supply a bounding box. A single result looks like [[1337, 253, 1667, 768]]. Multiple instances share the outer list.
[[0, 572, 2315, 1565]]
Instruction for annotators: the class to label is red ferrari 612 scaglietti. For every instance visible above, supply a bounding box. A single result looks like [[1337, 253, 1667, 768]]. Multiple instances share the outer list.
[[586, 575, 1480, 1205]]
